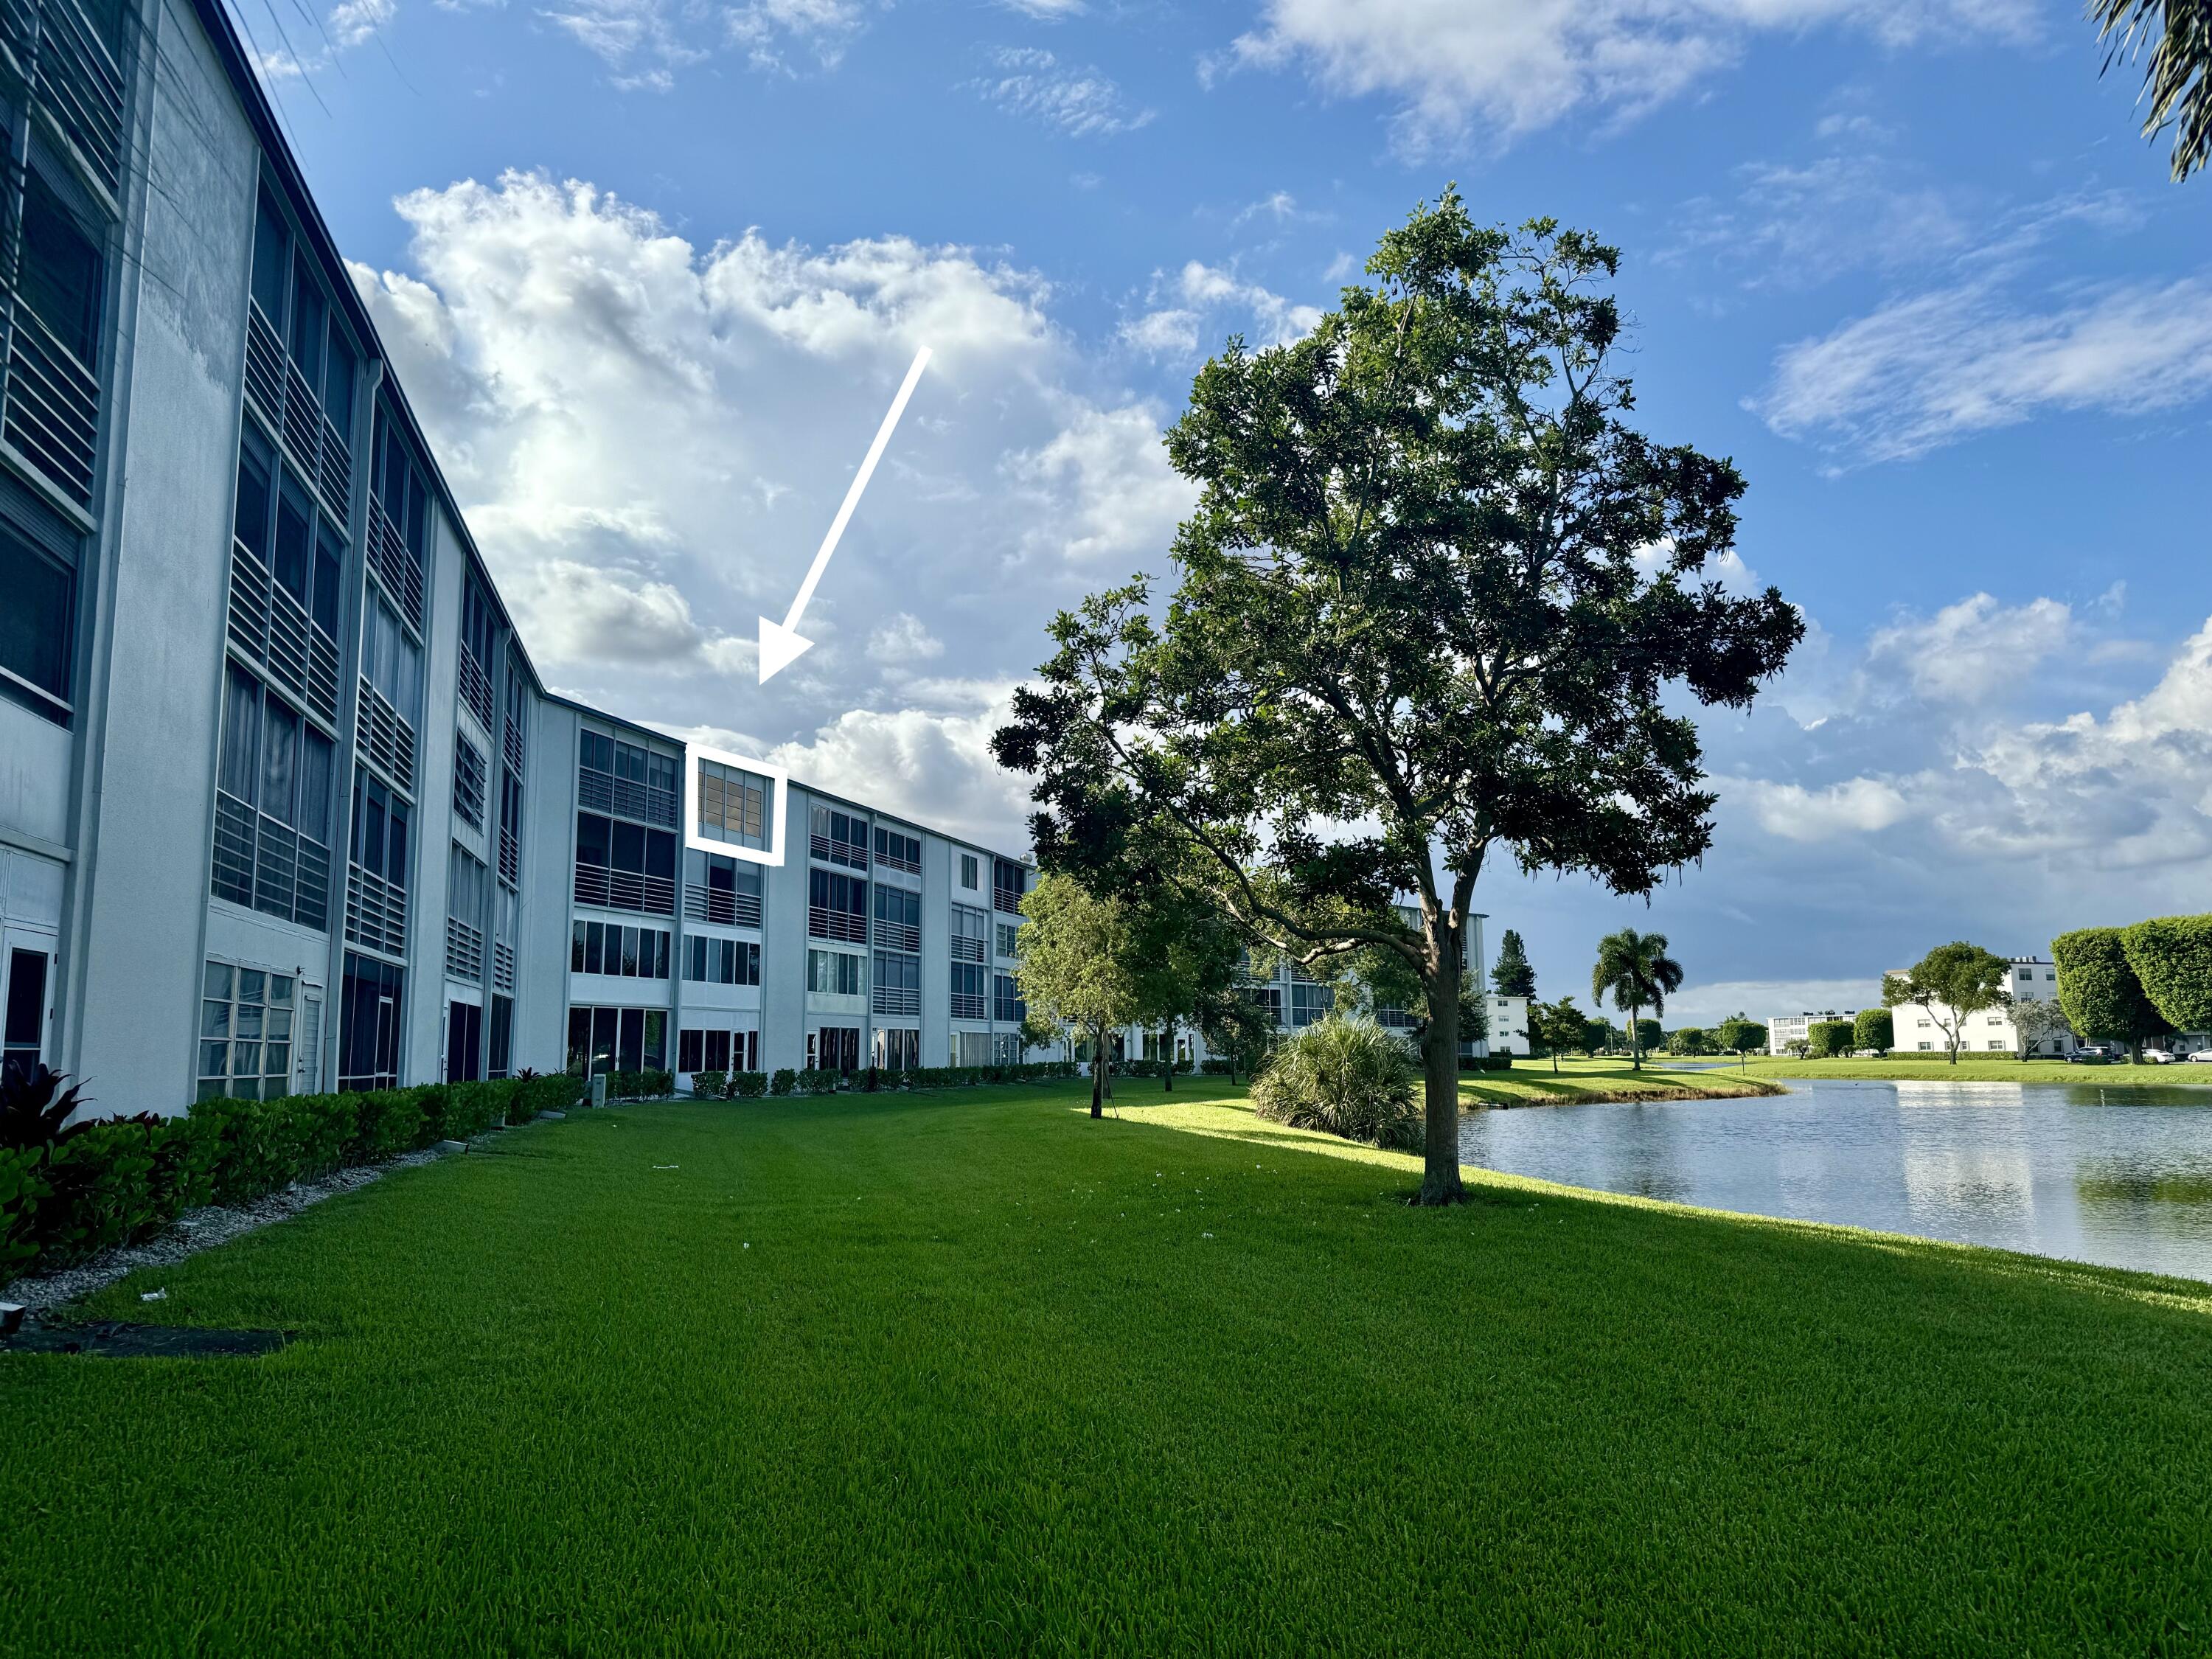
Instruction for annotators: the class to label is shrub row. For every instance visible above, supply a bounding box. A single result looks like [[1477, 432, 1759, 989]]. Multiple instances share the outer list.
[[684, 1060, 1081, 1100], [2, 1072, 584, 1282]]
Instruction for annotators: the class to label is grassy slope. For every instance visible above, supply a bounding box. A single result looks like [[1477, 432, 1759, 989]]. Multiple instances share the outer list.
[[6, 1079, 2211, 1656], [1460, 1057, 1784, 1105], [1730, 1055, 2212, 1085]]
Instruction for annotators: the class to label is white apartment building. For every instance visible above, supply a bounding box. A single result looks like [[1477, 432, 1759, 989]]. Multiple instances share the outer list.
[[1886, 956, 2081, 1058], [1767, 1011, 1857, 1054]]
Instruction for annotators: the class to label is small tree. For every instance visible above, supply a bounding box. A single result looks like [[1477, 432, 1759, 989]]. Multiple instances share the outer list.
[[1126, 883, 1248, 1093], [1528, 996, 1587, 1074], [1591, 929, 1684, 1071], [1016, 874, 1145, 1118], [2053, 927, 2166, 1062], [1883, 943, 2013, 1066], [1717, 1014, 1767, 1056], [1668, 1026, 1714, 1057], [2011, 997, 2073, 1060], [1197, 974, 1277, 1084], [1491, 930, 1537, 1000], [1851, 1008, 1893, 1057], [1784, 1037, 1811, 1059], [1584, 1016, 1621, 1057], [1634, 1017, 1665, 1055], [2121, 914, 2212, 1037], [1806, 1020, 1854, 1060], [991, 196, 1801, 1204]]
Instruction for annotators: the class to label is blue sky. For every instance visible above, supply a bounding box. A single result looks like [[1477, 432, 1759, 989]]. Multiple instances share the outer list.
[[247, 0, 2212, 1026]]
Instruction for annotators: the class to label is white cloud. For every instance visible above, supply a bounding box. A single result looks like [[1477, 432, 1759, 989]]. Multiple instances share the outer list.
[[728, 0, 868, 72], [1119, 307, 1200, 359], [1755, 276, 2212, 464], [998, 0, 1083, 15], [349, 169, 1182, 742], [1666, 153, 1970, 288], [1725, 776, 1913, 843], [766, 692, 1036, 853], [867, 613, 945, 665], [329, 0, 396, 49], [1865, 594, 2072, 705], [973, 47, 1153, 138], [1232, 189, 1304, 228], [1667, 979, 1881, 1026], [1119, 261, 1322, 363], [1228, 0, 2037, 152]]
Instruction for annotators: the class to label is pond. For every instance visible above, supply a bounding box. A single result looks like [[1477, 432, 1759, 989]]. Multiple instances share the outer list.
[[1458, 1077, 2212, 1283]]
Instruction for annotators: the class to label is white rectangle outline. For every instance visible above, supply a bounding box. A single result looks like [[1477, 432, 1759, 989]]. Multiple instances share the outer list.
[[682, 746, 790, 868]]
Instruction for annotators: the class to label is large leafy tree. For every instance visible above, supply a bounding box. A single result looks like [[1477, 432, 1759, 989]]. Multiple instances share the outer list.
[[1590, 929, 1684, 1071], [2053, 927, 2167, 1060], [1882, 943, 2013, 1066], [2091, 1, 2212, 180], [1491, 929, 1537, 999], [992, 195, 1801, 1204], [1527, 996, 1587, 1073], [1015, 874, 1145, 1118], [2121, 914, 2212, 1035]]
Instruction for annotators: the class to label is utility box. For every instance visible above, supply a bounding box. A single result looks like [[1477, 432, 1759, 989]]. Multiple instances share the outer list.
[[591, 1074, 608, 1109]]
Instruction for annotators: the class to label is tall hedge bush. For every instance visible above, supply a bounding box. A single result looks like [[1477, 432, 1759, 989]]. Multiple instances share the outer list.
[[1806, 1020, 1854, 1059], [2121, 914, 2212, 1035], [2054, 928, 2166, 1059], [1852, 1009, 1893, 1054]]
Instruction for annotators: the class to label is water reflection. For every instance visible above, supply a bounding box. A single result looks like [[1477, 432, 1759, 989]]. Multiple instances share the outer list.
[[1460, 1079, 2212, 1281]]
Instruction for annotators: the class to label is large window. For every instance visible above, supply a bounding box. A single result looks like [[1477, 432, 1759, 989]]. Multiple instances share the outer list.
[[453, 733, 487, 829], [4, 947, 50, 1082], [950, 962, 987, 1020], [359, 590, 422, 792], [951, 903, 988, 963], [807, 949, 863, 996], [231, 425, 345, 725], [684, 936, 759, 986], [994, 972, 1024, 1025], [345, 767, 411, 956], [197, 961, 297, 1102], [874, 826, 921, 873], [574, 810, 677, 914], [959, 855, 978, 891], [678, 1029, 758, 1074], [498, 766, 523, 886], [570, 919, 672, 979], [10, 170, 106, 507], [488, 993, 514, 1079], [339, 951, 404, 1092], [995, 921, 1020, 959], [446, 845, 488, 981], [808, 869, 867, 943], [873, 952, 920, 1017], [685, 850, 762, 927], [1290, 982, 1335, 1027], [810, 807, 869, 869], [873, 886, 920, 953], [697, 759, 771, 852], [212, 663, 335, 931], [446, 1000, 482, 1083], [566, 1006, 667, 1077], [459, 573, 495, 727], [0, 524, 74, 725], [580, 731, 678, 827], [992, 858, 1028, 914], [370, 409, 430, 627]]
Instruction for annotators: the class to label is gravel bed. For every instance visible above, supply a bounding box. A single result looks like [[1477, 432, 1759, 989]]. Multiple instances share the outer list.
[[2, 1147, 451, 1316]]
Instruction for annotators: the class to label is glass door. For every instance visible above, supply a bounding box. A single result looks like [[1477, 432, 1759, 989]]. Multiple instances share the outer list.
[[1, 936, 57, 1083]]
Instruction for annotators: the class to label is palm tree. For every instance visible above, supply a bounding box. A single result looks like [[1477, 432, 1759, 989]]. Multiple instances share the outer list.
[[1591, 929, 1685, 1071], [2090, 1, 2212, 181]]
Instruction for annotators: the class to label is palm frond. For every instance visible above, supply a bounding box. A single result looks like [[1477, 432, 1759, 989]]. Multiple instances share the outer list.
[[2091, 0, 2212, 180]]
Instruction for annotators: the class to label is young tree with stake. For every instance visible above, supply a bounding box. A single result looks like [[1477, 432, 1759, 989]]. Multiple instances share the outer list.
[[992, 192, 1800, 1205]]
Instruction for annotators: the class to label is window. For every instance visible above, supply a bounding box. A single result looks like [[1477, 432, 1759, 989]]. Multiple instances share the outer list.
[[951, 902, 988, 962], [1248, 985, 1284, 1021], [3, 947, 49, 1083], [1988, 1040, 2007, 1051], [995, 922, 1020, 959], [370, 409, 429, 627], [447, 846, 488, 981], [874, 952, 920, 1016], [212, 663, 335, 930], [810, 1027, 862, 1074], [453, 733, 487, 829], [810, 806, 869, 869], [361, 589, 423, 722], [951, 962, 987, 1020], [338, 952, 404, 1092], [566, 1006, 667, 1077], [685, 850, 763, 927], [197, 961, 298, 1102], [874, 1028, 919, 1072], [684, 935, 759, 986], [808, 949, 864, 996], [874, 885, 920, 953], [578, 731, 678, 827], [21, 171, 102, 369], [808, 869, 867, 943], [679, 1029, 758, 1074], [0, 524, 74, 725], [488, 994, 513, 1079], [574, 810, 677, 914], [459, 574, 495, 726], [498, 767, 523, 886], [874, 827, 922, 873], [1918, 1041, 1933, 1051], [351, 768, 411, 887], [446, 1000, 482, 1084], [1291, 983, 1335, 1027], [571, 920, 671, 980], [959, 854, 978, 890], [993, 972, 1024, 1024], [992, 858, 1027, 914], [698, 759, 771, 852]]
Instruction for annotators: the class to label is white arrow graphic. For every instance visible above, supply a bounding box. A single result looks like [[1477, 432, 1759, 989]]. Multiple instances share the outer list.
[[758, 345, 933, 684]]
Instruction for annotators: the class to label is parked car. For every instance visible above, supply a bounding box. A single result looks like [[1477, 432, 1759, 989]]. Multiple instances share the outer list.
[[2067, 1046, 2113, 1065], [2143, 1049, 2177, 1064], [2191, 1051, 2212, 1065]]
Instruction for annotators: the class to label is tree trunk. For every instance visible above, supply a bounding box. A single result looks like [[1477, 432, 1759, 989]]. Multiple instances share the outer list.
[[1416, 922, 1465, 1206], [1630, 1001, 1643, 1070], [1162, 1018, 1175, 1092], [1089, 1023, 1105, 1119]]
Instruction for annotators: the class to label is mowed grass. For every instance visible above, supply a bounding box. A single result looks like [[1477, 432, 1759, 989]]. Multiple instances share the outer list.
[[1732, 1054, 2212, 1086], [1458, 1057, 1784, 1105], [7, 1080, 2212, 1656]]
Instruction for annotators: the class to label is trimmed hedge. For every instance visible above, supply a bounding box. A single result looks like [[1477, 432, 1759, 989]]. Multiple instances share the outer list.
[[2121, 914, 2212, 1035], [1853, 1009, 1894, 1055], [2, 1071, 588, 1284], [684, 1061, 1081, 1101], [1807, 1020, 1855, 1059]]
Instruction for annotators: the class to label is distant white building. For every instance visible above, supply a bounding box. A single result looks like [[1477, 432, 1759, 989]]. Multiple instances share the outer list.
[[1767, 1011, 1856, 1055], [1885, 956, 2080, 1058], [1481, 994, 1531, 1056]]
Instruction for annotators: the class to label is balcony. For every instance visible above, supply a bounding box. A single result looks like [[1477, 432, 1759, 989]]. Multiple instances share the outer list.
[[577, 765, 677, 828], [810, 832, 868, 871], [503, 712, 526, 775], [365, 495, 424, 634], [243, 302, 353, 526], [345, 862, 407, 957], [4, 302, 97, 507], [873, 919, 919, 954], [951, 935, 986, 963], [684, 886, 762, 929], [445, 916, 483, 982], [872, 984, 921, 1018], [356, 676, 416, 794], [29, 0, 122, 196], [212, 790, 330, 931], [227, 540, 340, 729], [459, 647, 494, 731], [498, 824, 519, 887], [950, 992, 987, 1020], [572, 863, 675, 917], [808, 905, 866, 945], [493, 939, 515, 995]]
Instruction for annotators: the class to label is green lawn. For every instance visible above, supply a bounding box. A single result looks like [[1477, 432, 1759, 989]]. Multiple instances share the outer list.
[[7, 1079, 2212, 1655], [1459, 1057, 1784, 1105], [1725, 1054, 2212, 1085]]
